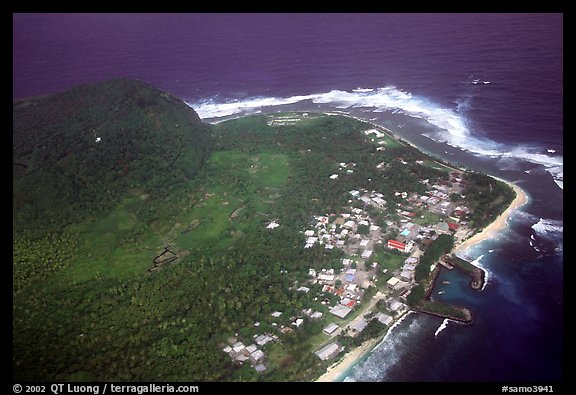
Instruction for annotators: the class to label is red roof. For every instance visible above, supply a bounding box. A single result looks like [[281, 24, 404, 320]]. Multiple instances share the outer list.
[[346, 300, 356, 307], [448, 222, 460, 230], [388, 239, 406, 249]]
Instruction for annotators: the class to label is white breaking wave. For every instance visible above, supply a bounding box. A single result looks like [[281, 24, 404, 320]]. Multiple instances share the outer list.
[[471, 254, 489, 291], [434, 318, 450, 338], [532, 218, 563, 240], [344, 311, 422, 382], [187, 86, 562, 187]]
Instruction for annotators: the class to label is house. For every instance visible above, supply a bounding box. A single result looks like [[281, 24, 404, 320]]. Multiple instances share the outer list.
[[361, 250, 373, 259], [343, 220, 356, 229], [448, 222, 460, 231], [400, 270, 414, 281], [386, 277, 401, 289], [255, 334, 273, 346], [323, 323, 339, 335], [318, 274, 336, 284], [372, 197, 386, 207], [310, 311, 323, 320], [387, 239, 408, 253], [232, 342, 246, 355], [250, 349, 265, 364], [349, 318, 368, 337], [254, 364, 267, 373], [330, 304, 352, 318], [375, 312, 394, 326], [245, 344, 258, 355], [297, 286, 310, 293], [292, 318, 304, 328], [389, 300, 406, 313], [315, 342, 341, 361]]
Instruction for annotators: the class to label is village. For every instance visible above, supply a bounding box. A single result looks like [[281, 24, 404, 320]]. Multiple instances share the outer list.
[[222, 126, 477, 373]]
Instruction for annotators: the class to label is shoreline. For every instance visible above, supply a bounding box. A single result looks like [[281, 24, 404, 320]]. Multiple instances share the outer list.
[[454, 177, 529, 254], [315, 337, 380, 382]]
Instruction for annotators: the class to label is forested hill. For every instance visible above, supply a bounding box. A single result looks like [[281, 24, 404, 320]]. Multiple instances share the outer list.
[[13, 78, 212, 235]]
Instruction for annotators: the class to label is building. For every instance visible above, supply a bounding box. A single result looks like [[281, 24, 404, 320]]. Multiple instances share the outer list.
[[386, 276, 401, 290], [400, 270, 414, 281], [315, 342, 342, 361], [387, 239, 413, 253], [375, 312, 394, 326], [330, 304, 352, 318], [349, 318, 368, 337], [323, 323, 339, 335], [448, 222, 460, 231], [250, 349, 265, 364], [361, 250, 373, 259], [255, 334, 273, 346]]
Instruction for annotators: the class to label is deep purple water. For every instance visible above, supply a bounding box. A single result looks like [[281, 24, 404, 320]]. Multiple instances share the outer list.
[[13, 13, 563, 382]]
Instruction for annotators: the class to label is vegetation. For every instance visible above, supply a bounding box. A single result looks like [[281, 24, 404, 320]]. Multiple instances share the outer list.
[[462, 172, 515, 228], [13, 80, 515, 381]]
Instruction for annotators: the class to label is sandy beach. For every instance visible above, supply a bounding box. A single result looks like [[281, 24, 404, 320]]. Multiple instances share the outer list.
[[315, 337, 380, 382], [455, 177, 529, 254]]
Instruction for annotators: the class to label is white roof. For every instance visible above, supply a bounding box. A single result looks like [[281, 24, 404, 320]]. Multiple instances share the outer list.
[[387, 277, 401, 286], [359, 239, 370, 247], [350, 318, 368, 333], [250, 349, 265, 361], [266, 221, 280, 229], [315, 342, 341, 361], [323, 323, 339, 334], [376, 313, 394, 326], [330, 304, 352, 318], [330, 174, 339, 179], [361, 250, 373, 259]]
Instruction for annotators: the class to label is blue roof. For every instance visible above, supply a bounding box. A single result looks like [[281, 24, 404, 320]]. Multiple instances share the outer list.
[[345, 274, 355, 282], [400, 229, 410, 237]]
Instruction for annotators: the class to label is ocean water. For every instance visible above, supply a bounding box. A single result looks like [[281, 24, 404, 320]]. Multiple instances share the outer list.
[[13, 13, 563, 382]]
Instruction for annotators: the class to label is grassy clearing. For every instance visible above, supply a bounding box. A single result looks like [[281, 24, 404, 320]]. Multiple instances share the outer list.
[[174, 151, 291, 252]]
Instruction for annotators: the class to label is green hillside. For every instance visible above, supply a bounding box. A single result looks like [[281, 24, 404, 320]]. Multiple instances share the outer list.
[[13, 78, 212, 235]]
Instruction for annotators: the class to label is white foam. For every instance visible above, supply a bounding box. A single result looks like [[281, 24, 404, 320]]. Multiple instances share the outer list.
[[471, 254, 489, 291], [188, 87, 562, 187], [531, 218, 563, 239], [434, 318, 450, 338]]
